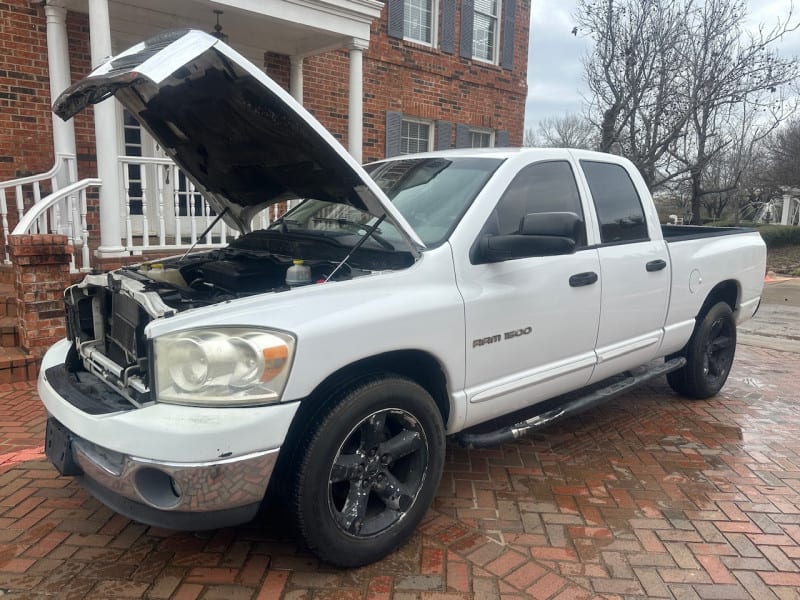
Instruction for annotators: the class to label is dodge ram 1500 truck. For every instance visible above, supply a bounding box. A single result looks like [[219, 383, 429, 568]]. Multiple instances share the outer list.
[[39, 30, 766, 567]]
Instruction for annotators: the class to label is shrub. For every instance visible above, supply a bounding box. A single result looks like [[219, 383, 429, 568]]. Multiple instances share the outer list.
[[758, 225, 800, 248]]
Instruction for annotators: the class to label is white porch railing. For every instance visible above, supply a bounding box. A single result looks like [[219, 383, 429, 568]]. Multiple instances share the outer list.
[[118, 155, 287, 254], [1, 153, 294, 273], [12, 178, 100, 273], [0, 154, 77, 265]]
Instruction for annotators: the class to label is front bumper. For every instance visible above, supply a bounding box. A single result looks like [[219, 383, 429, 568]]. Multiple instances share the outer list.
[[38, 339, 301, 529], [47, 416, 275, 529]]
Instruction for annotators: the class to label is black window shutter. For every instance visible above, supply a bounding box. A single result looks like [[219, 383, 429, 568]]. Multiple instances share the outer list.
[[459, 0, 474, 59], [496, 129, 510, 147], [500, 0, 516, 70], [386, 112, 403, 157], [388, 0, 404, 39], [441, 0, 456, 54], [455, 123, 470, 148], [436, 120, 453, 150]]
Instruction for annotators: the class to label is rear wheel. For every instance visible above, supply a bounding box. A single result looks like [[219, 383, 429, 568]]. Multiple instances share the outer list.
[[291, 376, 445, 567], [667, 301, 736, 399]]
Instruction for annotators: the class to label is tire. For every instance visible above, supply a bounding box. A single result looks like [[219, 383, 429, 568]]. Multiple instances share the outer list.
[[291, 375, 445, 567], [667, 301, 737, 399]]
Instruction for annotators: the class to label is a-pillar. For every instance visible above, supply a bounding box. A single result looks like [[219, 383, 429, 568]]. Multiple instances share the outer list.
[[89, 0, 126, 258], [348, 39, 368, 164]]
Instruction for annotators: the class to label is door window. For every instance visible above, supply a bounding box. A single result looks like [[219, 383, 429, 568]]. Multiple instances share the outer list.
[[581, 160, 648, 244], [485, 160, 586, 243]]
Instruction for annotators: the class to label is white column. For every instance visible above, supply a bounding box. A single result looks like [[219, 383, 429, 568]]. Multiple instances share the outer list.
[[89, 0, 126, 256], [781, 194, 792, 226], [348, 40, 368, 163], [290, 56, 304, 104], [44, 4, 77, 185]]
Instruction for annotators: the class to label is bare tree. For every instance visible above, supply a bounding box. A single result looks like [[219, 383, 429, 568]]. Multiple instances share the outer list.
[[523, 128, 538, 147], [577, 0, 692, 187], [534, 114, 598, 149], [672, 0, 798, 222], [764, 118, 800, 188], [576, 0, 799, 222]]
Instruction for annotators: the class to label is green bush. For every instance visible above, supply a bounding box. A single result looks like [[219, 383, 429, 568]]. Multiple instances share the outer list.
[[758, 225, 800, 248]]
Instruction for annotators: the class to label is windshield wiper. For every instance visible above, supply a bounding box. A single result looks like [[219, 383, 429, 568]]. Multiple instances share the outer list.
[[269, 217, 301, 233], [312, 217, 394, 251]]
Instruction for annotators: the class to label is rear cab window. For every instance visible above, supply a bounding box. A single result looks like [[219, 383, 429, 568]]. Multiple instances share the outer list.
[[580, 160, 648, 244]]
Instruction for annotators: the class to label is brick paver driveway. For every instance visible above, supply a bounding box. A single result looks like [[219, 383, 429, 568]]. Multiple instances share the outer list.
[[1, 344, 799, 599]]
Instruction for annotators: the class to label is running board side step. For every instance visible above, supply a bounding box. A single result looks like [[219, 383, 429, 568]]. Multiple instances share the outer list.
[[455, 357, 686, 448]]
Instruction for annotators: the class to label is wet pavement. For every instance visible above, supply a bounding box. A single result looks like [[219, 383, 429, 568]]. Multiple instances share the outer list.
[[0, 280, 799, 599]]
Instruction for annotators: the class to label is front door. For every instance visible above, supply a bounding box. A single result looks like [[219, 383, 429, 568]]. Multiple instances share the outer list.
[[120, 109, 227, 247], [454, 159, 602, 428]]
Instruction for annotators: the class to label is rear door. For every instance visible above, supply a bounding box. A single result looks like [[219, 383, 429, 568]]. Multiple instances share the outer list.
[[453, 157, 601, 428], [577, 159, 670, 383]]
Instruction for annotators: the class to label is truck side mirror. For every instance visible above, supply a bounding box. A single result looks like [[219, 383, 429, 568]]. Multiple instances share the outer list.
[[473, 211, 581, 264]]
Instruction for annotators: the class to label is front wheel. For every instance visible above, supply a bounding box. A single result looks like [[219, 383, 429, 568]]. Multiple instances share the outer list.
[[667, 301, 737, 399], [291, 376, 445, 567]]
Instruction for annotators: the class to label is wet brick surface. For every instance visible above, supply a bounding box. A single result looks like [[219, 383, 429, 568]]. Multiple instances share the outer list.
[[1, 344, 800, 598]]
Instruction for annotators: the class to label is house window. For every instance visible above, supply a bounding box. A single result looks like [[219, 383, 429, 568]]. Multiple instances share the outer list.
[[469, 129, 493, 148], [122, 110, 143, 216], [473, 0, 499, 62], [401, 119, 433, 154], [404, 0, 435, 44]]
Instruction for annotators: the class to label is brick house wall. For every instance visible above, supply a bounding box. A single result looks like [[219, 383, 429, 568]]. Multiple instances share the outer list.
[[1, 0, 529, 253], [0, 2, 97, 249]]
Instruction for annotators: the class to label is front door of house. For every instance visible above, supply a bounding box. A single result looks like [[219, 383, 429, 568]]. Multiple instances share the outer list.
[[120, 109, 223, 248]]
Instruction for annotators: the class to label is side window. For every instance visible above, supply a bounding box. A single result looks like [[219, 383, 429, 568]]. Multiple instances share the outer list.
[[581, 160, 648, 244], [486, 161, 585, 244]]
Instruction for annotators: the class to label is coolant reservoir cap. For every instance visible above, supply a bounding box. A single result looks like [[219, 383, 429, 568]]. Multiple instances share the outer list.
[[293, 259, 304, 265]]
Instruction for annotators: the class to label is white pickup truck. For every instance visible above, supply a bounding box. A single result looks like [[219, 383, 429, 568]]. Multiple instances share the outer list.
[[40, 30, 766, 567]]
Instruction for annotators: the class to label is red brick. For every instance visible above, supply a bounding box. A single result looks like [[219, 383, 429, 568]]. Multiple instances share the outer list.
[[256, 570, 289, 600], [504, 562, 546, 590]]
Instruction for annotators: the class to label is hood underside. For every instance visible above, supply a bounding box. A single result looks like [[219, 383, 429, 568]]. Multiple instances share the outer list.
[[53, 30, 424, 250]]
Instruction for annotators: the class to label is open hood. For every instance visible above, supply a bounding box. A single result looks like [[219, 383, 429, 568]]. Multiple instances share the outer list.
[[54, 29, 424, 251]]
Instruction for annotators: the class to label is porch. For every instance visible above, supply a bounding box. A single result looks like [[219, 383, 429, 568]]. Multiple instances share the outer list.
[[0, 0, 383, 379]]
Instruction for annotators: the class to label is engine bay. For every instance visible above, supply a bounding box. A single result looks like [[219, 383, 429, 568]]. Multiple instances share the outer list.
[[118, 229, 415, 311]]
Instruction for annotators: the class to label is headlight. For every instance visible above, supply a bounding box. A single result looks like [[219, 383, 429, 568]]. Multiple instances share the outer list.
[[154, 327, 295, 406]]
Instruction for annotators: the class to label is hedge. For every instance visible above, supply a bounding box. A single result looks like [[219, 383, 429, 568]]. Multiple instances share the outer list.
[[758, 225, 800, 248]]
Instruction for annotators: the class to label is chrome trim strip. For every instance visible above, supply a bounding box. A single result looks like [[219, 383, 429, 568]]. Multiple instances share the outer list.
[[72, 437, 277, 512]]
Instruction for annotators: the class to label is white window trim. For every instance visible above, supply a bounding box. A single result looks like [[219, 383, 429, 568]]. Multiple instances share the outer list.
[[472, 0, 501, 65], [400, 117, 435, 154], [468, 127, 495, 148], [403, 0, 438, 47]]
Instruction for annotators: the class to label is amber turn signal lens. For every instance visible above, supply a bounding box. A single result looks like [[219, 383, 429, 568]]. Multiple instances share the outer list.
[[261, 345, 289, 382]]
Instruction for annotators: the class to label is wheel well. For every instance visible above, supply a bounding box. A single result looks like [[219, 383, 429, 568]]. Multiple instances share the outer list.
[[264, 350, 451, 510], [304, 350, 452, 426], [698, 280, 739, 319]]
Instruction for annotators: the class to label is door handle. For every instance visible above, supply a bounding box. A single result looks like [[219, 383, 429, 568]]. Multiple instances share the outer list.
[[569, 272, 598, 287], [646, 259, 667, 272]]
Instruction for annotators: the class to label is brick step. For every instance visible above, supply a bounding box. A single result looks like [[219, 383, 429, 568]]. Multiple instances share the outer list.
[[0, 283, 14, 318], [0, 345, 37, 383], [0, 315, 19, 348]]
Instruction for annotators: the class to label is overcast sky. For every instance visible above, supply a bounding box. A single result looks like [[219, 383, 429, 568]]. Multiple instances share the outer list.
[[525, 0, 800, 131]]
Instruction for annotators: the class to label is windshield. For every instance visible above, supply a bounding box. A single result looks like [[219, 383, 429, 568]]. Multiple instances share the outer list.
[[269, 156, 502, 248]]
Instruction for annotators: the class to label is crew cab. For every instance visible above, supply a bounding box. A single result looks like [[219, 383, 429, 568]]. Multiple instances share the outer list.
[[39, 30, 766, 567]]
